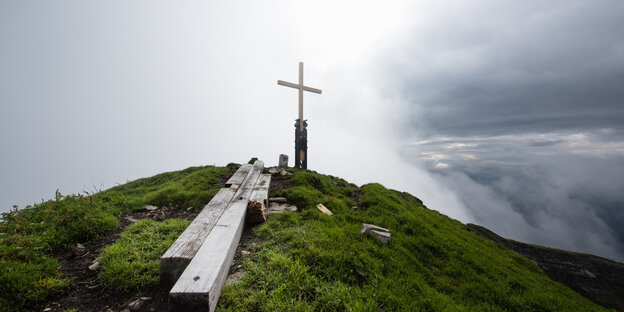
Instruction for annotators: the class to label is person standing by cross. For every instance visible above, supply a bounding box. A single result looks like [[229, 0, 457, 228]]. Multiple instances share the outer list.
[[278, 62, 322, 169]]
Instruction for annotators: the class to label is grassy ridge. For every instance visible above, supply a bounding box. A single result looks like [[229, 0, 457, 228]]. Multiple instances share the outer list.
[[218, 170, 606, 311], [0, 165, 610, 311], [102, 165, 231, 211], [0, 165, 230, 311]]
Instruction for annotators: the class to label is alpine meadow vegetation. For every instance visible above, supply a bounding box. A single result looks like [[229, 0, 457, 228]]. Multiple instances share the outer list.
[[0, 164, 611, 311]]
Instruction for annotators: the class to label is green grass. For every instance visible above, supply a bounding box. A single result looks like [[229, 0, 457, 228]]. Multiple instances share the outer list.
[[0, 165, 230, 311], [0, 194, 119, 311], [102, 165, 231, 211], [0, 164, 611, 311], [217, 170, 607, 311], [99, 219, 190, 291]]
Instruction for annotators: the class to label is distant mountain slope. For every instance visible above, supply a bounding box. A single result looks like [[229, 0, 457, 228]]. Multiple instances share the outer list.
[[467, 223, 624, 311]]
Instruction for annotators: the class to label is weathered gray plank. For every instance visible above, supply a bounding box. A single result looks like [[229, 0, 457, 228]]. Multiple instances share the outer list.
[[225, 163, 252, 187], [169, 160, 264, 312], [160, 188, 236, 289], [254, 174, 271, 190], [249, 174, 271, 203]]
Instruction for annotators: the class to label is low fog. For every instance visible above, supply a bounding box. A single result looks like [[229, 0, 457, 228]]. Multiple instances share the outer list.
[[1, 1, 623, 262]]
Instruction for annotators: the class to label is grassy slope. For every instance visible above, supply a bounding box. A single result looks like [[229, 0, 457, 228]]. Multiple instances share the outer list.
[[218, 170, 606, 311], [0, 165, 230, 312], [0, 164, 609, 311]]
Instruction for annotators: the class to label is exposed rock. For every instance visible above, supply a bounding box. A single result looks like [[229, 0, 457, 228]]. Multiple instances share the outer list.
[[140, 297, 152, 301], [268, 167, 279, 174], [86, 284, 100, 290], [267, 202, 298, 214], [316, 203, 333, 215], [43, 308, 52, 312], [241, 250, 251, 256], [362, 223, 391, 244], [269, 197, 288, 204], [351, 206, 358, 211], [579, 269, 597, 278], [268, 167, 292, 176], [246, 201, 266, 224], [128, 299, 142, 311], [144, 205, 158, 211], [88, 260, 100, 271], [225, 270, 246, 286], [125, 215, 139, 223], [73, 243, 86, 256]]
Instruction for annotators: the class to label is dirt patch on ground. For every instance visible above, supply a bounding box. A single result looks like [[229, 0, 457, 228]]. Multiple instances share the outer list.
[[39, 207, 199, 312], [35, 167, 242, 312], [267, 170, 293, 195], [35, 165, 284, 312], [350, 186, 361, 209], [225, 225, 266, 286]]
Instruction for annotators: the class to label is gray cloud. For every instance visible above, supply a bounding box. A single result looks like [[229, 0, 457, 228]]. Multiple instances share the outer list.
[[383, 1, 624, 261], [403, 131, 624, 261], [387, 0, 624, 138]]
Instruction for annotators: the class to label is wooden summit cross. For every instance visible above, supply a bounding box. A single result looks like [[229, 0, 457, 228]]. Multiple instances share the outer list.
[[278, 62, 322, 169]]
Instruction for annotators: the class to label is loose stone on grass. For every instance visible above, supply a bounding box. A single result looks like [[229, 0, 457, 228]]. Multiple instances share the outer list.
[[128, 299, 143, 311], [361, 223, 391, 244], [74, 243, 86, 256], [266, 202, 298, 214], [225, 270, 246, 286], [316, 203, 333, 215], [269, 197, 287, 204], [267, 167, 292, 176], [144, 205, 159, 211], [88, 259, 100, 271], [125, 215, 139, 223]]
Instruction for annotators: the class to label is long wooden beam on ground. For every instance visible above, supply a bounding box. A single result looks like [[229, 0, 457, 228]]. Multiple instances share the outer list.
[[160, 188, 235, 289], [224, 163, 252, 188], [249, 174, 271, 204], [169, 160, 264, 312], [160, 163, 252, 289]]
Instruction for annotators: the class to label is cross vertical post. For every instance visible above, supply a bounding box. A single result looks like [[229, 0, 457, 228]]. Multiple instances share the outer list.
[[277, 62, 322, 169]]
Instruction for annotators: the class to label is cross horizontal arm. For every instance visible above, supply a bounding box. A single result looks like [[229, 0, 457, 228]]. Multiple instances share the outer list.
[[277, 80, 322, 94]]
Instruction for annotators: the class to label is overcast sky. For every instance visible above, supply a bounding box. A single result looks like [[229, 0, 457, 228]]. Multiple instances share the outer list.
[[2, 1, 623, 262]]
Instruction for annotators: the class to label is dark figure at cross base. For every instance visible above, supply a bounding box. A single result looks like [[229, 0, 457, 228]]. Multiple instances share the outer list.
[[294, 119, 308, 169]]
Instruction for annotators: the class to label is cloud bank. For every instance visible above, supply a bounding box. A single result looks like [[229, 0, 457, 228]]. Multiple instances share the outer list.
[[1, 1, 623, 262], [378, 0, 624, 261]]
